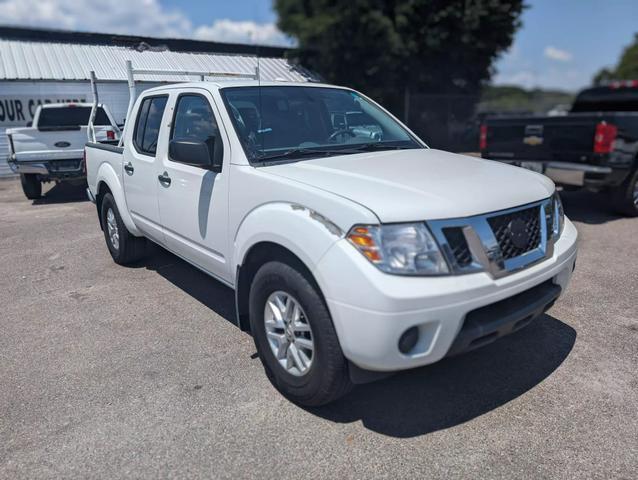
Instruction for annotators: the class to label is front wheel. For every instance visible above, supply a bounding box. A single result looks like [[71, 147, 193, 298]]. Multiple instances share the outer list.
[[610, 168, 638, 217], [20, 174, 41, 200], [249, 261, 352, 406], [100, 193, 146, 265]]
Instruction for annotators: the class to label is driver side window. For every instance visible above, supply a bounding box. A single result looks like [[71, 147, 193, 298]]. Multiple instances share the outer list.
[[170, 94, 222, 166]]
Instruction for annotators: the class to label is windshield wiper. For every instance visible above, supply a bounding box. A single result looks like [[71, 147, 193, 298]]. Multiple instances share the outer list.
[[345, 142, 417, 152], [254, 147, 357, 163], [254, 143, 418, 164]]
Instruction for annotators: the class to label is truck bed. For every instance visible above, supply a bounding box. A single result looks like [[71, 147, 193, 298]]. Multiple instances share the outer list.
[[85, 142, 124, 196]]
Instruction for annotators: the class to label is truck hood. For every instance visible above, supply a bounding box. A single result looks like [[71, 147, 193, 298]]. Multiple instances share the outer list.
[[263, 149, 555, 222]]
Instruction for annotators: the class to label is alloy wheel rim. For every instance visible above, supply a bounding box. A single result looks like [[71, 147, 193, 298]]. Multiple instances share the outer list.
[[106, 208, 119, 250], [264, 291, 314, 376]]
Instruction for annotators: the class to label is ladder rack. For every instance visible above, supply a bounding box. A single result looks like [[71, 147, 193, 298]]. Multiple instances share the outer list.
[[87, 60, 260, 144]]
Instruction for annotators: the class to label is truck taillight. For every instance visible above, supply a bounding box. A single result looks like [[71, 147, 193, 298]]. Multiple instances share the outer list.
[[7, 134, 14, 154], [106, 130, 115, 140], [479, 124, 488, 150], [593, 122, 617, 154]]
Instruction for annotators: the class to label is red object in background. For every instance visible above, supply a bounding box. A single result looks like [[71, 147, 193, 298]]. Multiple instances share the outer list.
[[593, 122, 617, 153], [106, 129, 115, 140], [479, 124, 488, 150]]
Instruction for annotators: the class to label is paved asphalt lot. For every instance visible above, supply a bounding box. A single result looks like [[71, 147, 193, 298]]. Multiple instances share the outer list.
[[0, 178, 636, 479]]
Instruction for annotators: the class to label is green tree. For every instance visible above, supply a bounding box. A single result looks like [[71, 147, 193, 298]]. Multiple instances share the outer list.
[[593, 33, 638, 85], [275, 0, 525, 114]]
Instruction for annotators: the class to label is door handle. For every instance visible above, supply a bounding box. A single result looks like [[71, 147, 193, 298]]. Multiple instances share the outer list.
[[158, 171, 171, 186], [124, 162, 134, 175]]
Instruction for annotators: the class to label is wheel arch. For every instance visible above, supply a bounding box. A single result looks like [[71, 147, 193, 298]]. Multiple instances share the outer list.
[[94, 162, 141, 236], [233, 203, 344, 332], [236, 242, 325, 332]]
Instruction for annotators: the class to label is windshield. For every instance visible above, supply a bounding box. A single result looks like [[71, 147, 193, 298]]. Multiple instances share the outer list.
[[220, 86, 423, 162], [38, 106, 110, 129]]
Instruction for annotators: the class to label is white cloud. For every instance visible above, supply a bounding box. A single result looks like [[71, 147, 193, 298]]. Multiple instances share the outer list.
[[544, 46, 573, 62], [0, 0, 192, 37], [0, 0, 292, 46], [194, 20, 293, 47]]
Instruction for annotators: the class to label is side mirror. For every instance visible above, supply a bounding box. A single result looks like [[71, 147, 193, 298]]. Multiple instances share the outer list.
[[169, 138, 219, 170], [26, 121, 32, 127]]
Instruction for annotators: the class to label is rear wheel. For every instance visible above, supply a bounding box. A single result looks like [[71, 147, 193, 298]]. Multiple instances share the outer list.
[[20, 174, 41, 200], [100, 193, 146, 265], [610, 168, 638, 217], [249, 260, 352, 406]]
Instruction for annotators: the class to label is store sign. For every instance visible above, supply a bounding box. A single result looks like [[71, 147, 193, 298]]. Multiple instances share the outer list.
[[0, 95, 87, 127]]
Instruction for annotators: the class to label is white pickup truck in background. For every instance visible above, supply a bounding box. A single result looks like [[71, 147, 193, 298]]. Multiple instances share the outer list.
[[7, 103, 120, 199], [85, 65, 578, 406]]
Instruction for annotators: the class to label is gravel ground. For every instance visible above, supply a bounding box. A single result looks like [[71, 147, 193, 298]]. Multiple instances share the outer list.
[[0, 179, 636, 479]]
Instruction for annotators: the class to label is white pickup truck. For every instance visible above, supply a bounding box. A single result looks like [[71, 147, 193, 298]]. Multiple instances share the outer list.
[[85, 72, 578, 406], [7, 103, 120, 199]]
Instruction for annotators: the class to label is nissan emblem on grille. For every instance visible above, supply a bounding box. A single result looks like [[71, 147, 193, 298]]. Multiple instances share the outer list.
[[508, 218, 530, 250]]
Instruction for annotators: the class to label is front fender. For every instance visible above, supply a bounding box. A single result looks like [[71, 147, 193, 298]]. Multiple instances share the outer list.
[[233, 202, 345, 282], [95, 162, 141, 236]]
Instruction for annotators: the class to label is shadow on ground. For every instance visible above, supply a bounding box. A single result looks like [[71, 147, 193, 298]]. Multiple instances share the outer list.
[[32, 182, 88, 205], [560, 189, 624, 225], [141, 243, 237, 325], [308, 314, 575, 437]]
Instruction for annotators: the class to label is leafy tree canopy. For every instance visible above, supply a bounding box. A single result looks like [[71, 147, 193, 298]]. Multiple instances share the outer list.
[[275, 0, 525, 105], [594, 33, 638, 85]]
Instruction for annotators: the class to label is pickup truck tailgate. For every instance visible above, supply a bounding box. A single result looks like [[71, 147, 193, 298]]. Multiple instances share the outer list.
[[8, 126, 113, 161], [484, 115, 598, 162]]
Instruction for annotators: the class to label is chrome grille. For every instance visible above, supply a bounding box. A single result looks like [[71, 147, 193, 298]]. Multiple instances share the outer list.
[[442, 227, 473, 268], [487, 206, 541, 259], [428, 198, 554, 279]]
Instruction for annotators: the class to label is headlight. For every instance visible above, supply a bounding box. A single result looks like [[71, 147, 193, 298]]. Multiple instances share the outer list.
[[552, 192, 564, 238], [347, 223, 449, 275]]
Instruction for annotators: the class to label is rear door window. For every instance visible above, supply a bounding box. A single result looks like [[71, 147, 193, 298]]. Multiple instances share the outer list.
[[133, 96, 168, 155], [38, 106, 111, 129]]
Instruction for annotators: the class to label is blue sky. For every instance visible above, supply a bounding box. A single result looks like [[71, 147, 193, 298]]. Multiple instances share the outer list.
[[493, 0, 638, 90], [1, 0, 636, 91]]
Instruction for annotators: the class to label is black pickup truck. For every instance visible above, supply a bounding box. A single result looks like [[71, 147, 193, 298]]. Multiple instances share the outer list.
[[480, 82, 638, 216]]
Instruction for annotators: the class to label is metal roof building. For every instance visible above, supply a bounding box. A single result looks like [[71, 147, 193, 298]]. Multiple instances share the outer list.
[[0, 26, 313, 176]]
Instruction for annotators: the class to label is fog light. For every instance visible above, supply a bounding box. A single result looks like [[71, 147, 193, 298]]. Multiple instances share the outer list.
[[398, 326, 419, 354]]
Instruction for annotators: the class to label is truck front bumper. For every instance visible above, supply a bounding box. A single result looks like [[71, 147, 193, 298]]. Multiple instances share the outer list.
[[314, 218, 578, 372]]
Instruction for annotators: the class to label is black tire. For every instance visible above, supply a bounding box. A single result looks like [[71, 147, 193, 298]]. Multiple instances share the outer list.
[[20, 174, 41, 200], [100, 193, 146, 265], [249, 260, 352, 406], [610, 168, 638, 217]]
